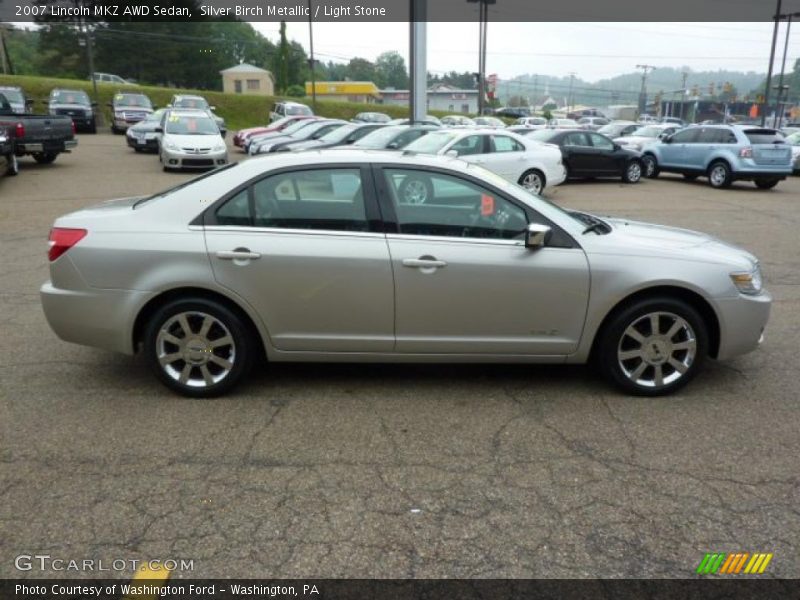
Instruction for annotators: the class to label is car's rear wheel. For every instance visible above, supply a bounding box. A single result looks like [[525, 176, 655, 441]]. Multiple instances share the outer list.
[[143, 298, 254, 398], [5, 153, 19, 176], [707, 161, 732, 189], [32, 152, 57, 164], [622, 160, 642, 184], [754, 178, 779, 190], [519, 169, 545, 194], [642, 154, 659, 178], [597, 297, 707, 396]]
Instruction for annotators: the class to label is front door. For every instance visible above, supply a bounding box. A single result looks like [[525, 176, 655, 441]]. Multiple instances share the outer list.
[[376, 167, 590, 355], [204, 166, 395, 353]]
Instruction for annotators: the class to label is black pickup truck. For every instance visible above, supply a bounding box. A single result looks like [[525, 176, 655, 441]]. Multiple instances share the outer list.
[[0, 92, 77, 164], [0, 124, 18, 176]]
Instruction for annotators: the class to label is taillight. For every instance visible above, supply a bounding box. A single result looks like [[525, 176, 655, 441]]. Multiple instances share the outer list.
[[48, 228, 87, 262], [71, 120, 76, 134], [739, 146, 753, 158], [15, 122, 24, 138]]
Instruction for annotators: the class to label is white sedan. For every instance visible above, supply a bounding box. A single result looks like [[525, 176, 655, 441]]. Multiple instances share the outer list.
[[403, 128, 566, 195]]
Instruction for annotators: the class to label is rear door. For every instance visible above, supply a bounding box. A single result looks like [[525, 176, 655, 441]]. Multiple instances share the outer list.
[[482, 134, 529, 180], [560, 131, 595, 175], [204, 165, 395, 353]]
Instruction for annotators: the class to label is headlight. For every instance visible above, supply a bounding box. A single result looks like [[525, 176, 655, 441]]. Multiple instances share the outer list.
[[730, 265, 763, 295], [164, 141, 178, 151], [213, 143, 225, 152]]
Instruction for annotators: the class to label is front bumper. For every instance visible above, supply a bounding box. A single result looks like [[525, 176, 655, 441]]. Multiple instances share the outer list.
[[126, 133, 159, 151], [714, 290, 772, 361], [161, 147, 228, 169]]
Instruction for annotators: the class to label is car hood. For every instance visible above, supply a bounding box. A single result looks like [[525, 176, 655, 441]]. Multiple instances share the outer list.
[[598, 217, 757, 269], [129, 121, 159, 133]]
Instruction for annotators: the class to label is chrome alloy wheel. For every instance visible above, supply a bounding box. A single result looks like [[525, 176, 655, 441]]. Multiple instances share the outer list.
[[402, 179, 429, 204], [709, 164, 728, 187], [520, 171, 543, 194], [626, 162, 642, 182], [156, 312, 236, 388], [617, 311, 697, 389]]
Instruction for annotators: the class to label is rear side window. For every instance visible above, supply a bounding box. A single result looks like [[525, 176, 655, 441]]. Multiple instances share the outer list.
[[744, 130, 785, 145]]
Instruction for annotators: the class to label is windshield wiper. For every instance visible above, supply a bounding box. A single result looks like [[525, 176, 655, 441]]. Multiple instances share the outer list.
[[583, 222, 607, 235], [572, 211, 611, 235]]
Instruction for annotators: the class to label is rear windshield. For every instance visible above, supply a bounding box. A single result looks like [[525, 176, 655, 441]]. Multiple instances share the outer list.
[[135, 163, 238, 208], [50, 90, 91, 105], [743, 129, 785, 145], [0, 89, 24, 104]]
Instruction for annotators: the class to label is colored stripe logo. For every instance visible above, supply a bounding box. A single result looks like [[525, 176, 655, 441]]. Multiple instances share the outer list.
[[696, 552, 773, 574]]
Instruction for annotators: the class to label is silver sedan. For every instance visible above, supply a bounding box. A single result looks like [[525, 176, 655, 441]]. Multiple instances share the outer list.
[[41, 151, 771, 398]]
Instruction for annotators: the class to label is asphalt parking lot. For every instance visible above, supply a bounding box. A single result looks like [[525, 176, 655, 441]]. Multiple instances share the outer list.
[[1, 132, 798, 579]]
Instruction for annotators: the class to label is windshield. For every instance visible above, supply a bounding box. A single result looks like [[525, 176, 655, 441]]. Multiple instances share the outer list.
[[282, 119, 316, 134], [631, 126, 662, 138], [286, 104, 312, 116], [404, 131, 458, 154], [354, 126, 405, 148], [525, 129, 558, 142], [290, 121, 338, 138], [50, 90, 90, 105], [114, 94, 152, 109], [318, 123, 358, 142], [0, 89, 23, 104], [598, 123, 626, 135], [143, 109, 166, 123], [174, 97, 209, 110], [165, 114, 219, 135]]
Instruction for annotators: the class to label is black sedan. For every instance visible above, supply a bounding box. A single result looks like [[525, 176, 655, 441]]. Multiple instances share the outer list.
[[125, 108, 166, 153], [523, 129, 644, 183]]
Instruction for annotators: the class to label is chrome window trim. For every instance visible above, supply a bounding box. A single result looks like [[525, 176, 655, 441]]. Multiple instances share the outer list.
[[202, 225, 386, 239]]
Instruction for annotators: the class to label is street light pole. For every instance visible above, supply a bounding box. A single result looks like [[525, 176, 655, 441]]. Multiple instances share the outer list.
[[761, 0, 782, 126], [307, 0, 317, 111], [775, 13, 798, 129]]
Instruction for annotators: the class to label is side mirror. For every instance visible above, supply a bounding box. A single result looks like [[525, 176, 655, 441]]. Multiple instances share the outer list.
[[613, 143, 621, 151], [387, 142, 399, 149], [661, 134, 672, 143], [525, 223, 551, 249], [445, 149, 459, 158], [154, 127, 163, 133]]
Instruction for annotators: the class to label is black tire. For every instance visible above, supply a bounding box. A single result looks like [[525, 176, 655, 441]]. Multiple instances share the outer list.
[[642, 154, 660, 178], [32, 152, 57, 165], [596, 297, 708, 397], [397, 174, 433, 204], [621, 160, 643, 184], [5, 153, 19, 176], [707, 160, 732, 189], [754, 178, 779, 190], [683, 174, 698, 181], [142, 297, 255, 398], [518, 169, 546, 194]]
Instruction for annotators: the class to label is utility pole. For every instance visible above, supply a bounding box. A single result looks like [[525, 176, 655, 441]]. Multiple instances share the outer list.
[[636, 64, 656, 116], [468, 0, 494, 116], [409, 0, 427, 123], [567, 72, 576, 113], [762, 0, 782, 126], [307, 0, 317, 111], [774, 12, 799, 128]]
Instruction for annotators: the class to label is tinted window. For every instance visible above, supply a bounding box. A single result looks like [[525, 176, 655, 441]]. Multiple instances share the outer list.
[[564, 132, 590, 147], [490, 135, 524, 152], [215, 189, 250, 226], [670, 129, 698, 143], [383, 169, 528, 240], [744, 130, 785, 145], [451, 135, 485, 156], [697, 128, 737, 144], [251, 168, 367, 232], [589, 133, 614, 150]]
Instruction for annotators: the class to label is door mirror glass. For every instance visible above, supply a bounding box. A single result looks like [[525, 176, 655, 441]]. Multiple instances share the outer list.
[[445, 149, 459, 158], [525, 223, 551, 249]]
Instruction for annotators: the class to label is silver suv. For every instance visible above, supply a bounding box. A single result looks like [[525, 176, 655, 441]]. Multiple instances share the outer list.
[[641, 125, 793, 189], [269, 101, 313, 123]]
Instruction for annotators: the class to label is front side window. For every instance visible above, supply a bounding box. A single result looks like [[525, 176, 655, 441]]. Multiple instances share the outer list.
[[382, 169, 528, 240], [589, 133, 614, 150], [670, 129, 698, 143], [564, 132, 590, 147]]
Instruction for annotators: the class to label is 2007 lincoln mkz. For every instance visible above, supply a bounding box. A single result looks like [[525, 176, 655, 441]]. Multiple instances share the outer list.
[[40, 151, 770, 397]]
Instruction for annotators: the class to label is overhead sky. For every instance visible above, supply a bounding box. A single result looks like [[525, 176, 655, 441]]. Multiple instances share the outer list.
[[253, 21, 799, 82]]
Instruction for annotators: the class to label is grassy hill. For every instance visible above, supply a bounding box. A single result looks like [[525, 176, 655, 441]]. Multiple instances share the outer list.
[[0, 74, 422, 131]]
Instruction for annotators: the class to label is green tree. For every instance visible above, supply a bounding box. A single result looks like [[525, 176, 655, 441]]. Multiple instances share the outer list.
[[346, 57, 376, 82], [374, 51, 408, 89], [272, 21, 290, 94]]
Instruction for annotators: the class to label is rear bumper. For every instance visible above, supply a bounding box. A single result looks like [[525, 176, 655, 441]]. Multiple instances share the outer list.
[[17, 139, 77, 155], [40, 281, 154, 355], [731, 159, 792, 179], [547, 165, 568, 188], [714, 290, 772, 361]]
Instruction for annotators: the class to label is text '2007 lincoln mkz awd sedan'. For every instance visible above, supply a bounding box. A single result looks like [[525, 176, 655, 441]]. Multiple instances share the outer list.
[[41, 151, 771, 398]]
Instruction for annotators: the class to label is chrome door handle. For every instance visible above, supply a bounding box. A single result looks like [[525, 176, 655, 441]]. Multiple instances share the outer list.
[[402, 258, 447, 268], [216, 249, 261, 260]]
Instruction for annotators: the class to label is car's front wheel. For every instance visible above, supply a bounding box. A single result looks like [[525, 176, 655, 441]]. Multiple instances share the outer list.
[[143, 298, 255, 398], [641, 154, 659, 178], [597, 297, 708, 396]]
